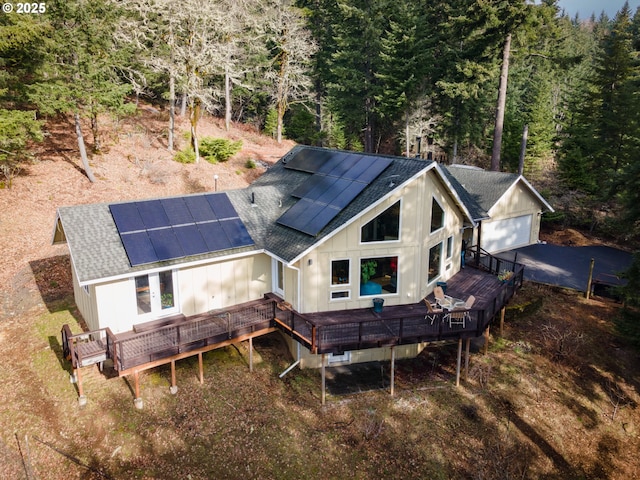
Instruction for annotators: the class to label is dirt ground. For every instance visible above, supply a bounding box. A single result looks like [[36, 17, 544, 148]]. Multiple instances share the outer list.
[[0, 110, 639, 479]]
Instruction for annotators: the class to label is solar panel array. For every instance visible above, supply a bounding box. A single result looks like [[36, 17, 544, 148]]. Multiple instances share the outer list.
[[109, 194, 254, 266], [278, 150, 393, 236]]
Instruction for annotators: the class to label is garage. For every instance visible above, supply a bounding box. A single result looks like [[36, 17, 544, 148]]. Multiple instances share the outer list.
[[481, 214, 532, 253]]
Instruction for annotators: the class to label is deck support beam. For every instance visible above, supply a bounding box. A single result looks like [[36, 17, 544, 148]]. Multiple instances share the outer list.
[[499, 306, 506, 337], [198, 353, 204, 384], [483, 325, 490, 355], [390, 347, 395, 397], [464, 338, 471, 379], [170, 360, 178, 394], [321, 354, 326, 405], [455, 338, 463, 387], [249, 337, 253, 373], [75, 368, 87, 407], [133, 371, 143, 409]]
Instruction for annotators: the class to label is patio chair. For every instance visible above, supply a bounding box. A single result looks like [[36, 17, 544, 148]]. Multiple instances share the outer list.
[[434, 286, 454, 308], [448, 295, 476, 328], [423, 298, 443, 324]]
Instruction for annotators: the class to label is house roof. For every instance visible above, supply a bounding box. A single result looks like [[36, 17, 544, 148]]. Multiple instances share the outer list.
[[443, 165, 554, 217], [55, 146, 537, 286]]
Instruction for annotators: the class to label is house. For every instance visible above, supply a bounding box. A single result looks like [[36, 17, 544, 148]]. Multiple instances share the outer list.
[[53, 146, 552, 383], [443, 165, 554, 253]]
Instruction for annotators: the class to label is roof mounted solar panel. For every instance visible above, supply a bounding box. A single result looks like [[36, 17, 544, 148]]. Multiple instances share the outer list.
[[120, 231, 158, 265], [173, 224, 209, 256], [318, 153, 362, 177], [199, 221, 232, 252], [161, 198, 194, 226], [109, 203, 146, 233], [207, 193, 236, 220], [283, 148, 333, 173], [184, 195, 217, 222], [148, 228, 184, 261], [136, 200, 170, 229], [110, 192, 254, 266], [220, 218, 254, 247], [277, 152, 393, 236]]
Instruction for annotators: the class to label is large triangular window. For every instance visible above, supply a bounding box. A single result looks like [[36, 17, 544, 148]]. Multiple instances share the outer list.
[[361, 201, 400, 243]]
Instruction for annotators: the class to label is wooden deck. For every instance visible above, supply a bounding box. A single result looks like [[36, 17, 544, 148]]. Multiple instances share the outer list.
[[275, 261, 522, 355], [61, 249, 523, 404]]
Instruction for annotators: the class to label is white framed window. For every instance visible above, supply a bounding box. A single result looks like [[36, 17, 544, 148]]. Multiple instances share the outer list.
[[430, 197, 444, 233], [427, 243, 443, 284], [446, 235, 453, 259], [330, 291, 351, 300], [360, 200, 401, 243], [360, 256, 398, 297], [330, 259, 351, 301], [272, 258, 285, 297], [331, 259, 350, 286]]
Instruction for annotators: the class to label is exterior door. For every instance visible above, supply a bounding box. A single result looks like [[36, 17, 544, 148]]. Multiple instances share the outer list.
[[135, 270, 179, 317]]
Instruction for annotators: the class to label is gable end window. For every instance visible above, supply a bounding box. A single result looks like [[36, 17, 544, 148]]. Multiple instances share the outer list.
[[361, 201, 401, 243], [430, 198, 444, 233]]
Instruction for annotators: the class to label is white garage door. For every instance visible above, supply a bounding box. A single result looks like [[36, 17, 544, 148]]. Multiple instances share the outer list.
[[481, 214, 532, 253]]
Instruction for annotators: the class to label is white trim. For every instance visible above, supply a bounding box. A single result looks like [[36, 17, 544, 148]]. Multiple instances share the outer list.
[[330, 290, 351, 301], [272, 258, 285, 297], [358, 254, 399, 298], [430, 196, 445, 234], [426, 242, 443, 285], [330, 258, 351, 287], [132, 269, 180, 319], [488, 176, 555, 217]]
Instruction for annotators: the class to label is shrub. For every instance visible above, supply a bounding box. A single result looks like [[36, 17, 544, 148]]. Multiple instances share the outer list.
[[173, 147, 196, 164], [245, 159, 256, 169], [199, 137, 243, 163]]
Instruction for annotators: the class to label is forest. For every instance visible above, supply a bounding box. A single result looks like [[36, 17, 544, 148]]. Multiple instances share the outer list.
[[1, 0, 640, 305]]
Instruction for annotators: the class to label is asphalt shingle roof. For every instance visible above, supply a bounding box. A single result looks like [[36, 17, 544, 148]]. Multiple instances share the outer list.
[[443, 165, 519, 218], [57, 146, 432, 284]]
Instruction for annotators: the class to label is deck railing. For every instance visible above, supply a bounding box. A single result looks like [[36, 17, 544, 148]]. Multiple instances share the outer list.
[[275, 248, 524, 355], [108, 299, 277, 371]]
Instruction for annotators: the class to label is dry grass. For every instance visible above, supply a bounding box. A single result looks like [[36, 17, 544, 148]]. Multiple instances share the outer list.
[[1, 109, 639, 479]]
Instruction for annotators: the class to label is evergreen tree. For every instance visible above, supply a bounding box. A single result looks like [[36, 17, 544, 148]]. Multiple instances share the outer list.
[[28, 0, 134, 182]]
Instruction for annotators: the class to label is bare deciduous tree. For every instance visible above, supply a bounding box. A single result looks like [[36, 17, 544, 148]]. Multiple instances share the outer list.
[[263, 0, 316, 144]]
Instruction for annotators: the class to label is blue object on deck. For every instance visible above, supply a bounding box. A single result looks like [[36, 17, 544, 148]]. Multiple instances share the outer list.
[[372, 298, 384, 313], [436, 281, 448, 294], [361, 281, 382, 296]]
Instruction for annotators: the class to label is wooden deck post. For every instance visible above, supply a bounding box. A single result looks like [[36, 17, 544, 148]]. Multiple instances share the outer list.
[[249, 336, 254, 373], [456, 338, 463, 387], [133, 371, 143, 409], [75, 367, 87, 407], [483, 326, 490, 355], [464, 338, 471, 380], [499, 306, 505, 337], [321, 353, 326, 406], [170, 360, 178, 394], [198, 352, 204, 384], [390, 347, 395, 397]]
